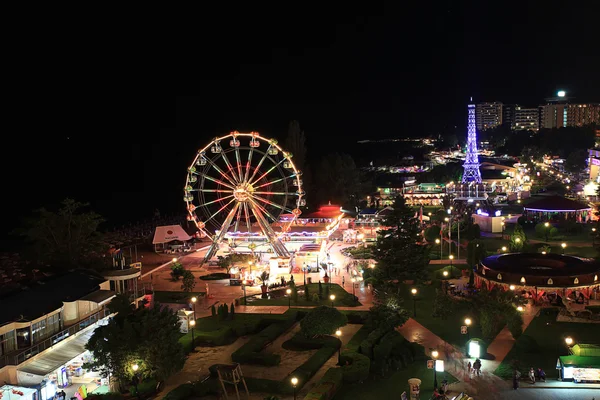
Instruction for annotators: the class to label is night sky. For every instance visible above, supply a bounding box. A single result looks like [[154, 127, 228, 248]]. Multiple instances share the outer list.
[[3, 3, 598, 240]]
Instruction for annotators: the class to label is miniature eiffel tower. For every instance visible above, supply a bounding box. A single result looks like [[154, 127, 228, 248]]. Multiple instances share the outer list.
[[216, 363, 250, 400]]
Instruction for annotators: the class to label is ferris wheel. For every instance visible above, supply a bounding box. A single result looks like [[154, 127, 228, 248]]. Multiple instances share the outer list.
[[184, 131, 305, 261]]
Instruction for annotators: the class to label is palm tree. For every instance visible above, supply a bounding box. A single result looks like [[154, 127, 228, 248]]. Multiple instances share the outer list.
[[257, 271, 270, 296]]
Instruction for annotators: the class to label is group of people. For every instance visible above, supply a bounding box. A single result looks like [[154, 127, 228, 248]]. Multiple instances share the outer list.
[[467, 359, 482, 376], [513, 367, 546, 389]]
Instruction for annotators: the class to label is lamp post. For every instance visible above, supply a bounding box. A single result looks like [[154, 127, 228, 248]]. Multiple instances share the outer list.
[[464, 318, 472, 356], [286, 288, 292, 309], [189, 319, 196, 351], [291, 377, 298, 400], [411, 288, 418, 317], [442, 270, 449, 294], [131, 364, 140, 400], [303, 262, 307, 285], [501, 246, 507, 253], [544, 222, 550, 242], [435, 238, 441, 260], [330, 294, 336, 308], [565, 336, 573, 354], [191, 296, 197, 319], [561, 242, 567, 255], [335, 329, 342, 365], [248, 260, 253, 277], [242, 280, 247, 305], [431, 350, 439, 390], [593, 227, 597, 247], [449, 255, 454, 277]]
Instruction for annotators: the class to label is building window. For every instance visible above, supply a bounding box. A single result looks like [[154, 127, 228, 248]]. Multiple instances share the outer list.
[[0, 330, 17, 356], [16, 327, 31, 349], [32, 319, 47, 343]]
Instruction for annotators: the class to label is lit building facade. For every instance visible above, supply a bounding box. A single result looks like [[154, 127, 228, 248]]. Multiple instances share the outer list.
[[476, 102, 503, 131], [513, 107, 539, 131], [540, 103, 568, 129], [567, 103, 600, 127]]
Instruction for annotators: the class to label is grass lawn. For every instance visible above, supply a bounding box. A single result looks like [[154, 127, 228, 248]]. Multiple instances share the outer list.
[[494, 308, 600, 380], [399, 283, 484, 349], [153, 291, 205, 304], [247, 283, 361, 307], [334, 347, 458, 400]]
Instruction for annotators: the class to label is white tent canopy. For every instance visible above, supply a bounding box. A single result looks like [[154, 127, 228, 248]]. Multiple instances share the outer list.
[[152, 225, 192, 245]]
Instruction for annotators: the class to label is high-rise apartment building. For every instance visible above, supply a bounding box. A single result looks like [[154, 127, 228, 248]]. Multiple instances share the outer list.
[[513, 107, 539, 131], [567, 104, 600, 127], [476, 102, 503, 131], [540, 104, 568, 129], [502, 104, 516, 128]]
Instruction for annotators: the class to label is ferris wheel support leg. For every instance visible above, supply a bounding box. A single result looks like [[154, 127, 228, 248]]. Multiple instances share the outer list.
[[203, 203, 240, 263], [248, 202, 290, 258]]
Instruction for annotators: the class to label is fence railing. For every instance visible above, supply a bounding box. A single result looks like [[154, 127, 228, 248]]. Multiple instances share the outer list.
[[0, 307, 110, 368]]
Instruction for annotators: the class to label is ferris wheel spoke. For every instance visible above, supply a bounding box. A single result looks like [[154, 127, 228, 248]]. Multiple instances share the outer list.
[[249, 158, 286, 187], [251, 194, 294, 214], [247, 148, 270, 184], [193, 172, 236, 190], [191, 188, 234, 193], [234, 147, 244, 183], [202, 197, 237, 225], [233, 201, 243, 232], [243, 201, 252, 234], [252, 191, 292, 196], [206, 154, 239, 186], [248, 202, 278, 237], [197, 194, 235, 208], [211, 203, 241, 246], [243, 147, 254, 183], [247, 198, 279, 223], [254, 174, 297, 190]]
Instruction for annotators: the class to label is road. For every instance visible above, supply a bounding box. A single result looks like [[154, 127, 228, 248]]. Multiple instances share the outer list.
[[496, 388, 599, 400]]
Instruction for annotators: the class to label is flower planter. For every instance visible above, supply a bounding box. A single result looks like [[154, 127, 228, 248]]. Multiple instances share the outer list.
[[324, 275, 330, 284]]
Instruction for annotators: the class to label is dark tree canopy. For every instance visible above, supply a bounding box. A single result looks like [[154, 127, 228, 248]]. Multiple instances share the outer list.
[[300, 306, 348, 338], [371, 196, 430, 302], [16, 198, 107, 270], [314, 153, 365, 206]]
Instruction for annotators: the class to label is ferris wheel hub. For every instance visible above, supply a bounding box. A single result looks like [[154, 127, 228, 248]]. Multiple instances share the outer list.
[[233, 183, 254, 202]]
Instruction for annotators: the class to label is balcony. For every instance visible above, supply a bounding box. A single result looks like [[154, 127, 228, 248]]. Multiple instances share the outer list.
[[0, 307, 111, 368]]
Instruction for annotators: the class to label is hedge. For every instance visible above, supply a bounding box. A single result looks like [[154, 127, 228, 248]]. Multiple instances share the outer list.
[[162, 379, 220, 400], [358, 328, 388, 359], [339, 351, 370, 383], [303, 367, 343, 400], [231, 318, 296, 365], [290, 343, 340, 385], [283, 333, 341, 351]]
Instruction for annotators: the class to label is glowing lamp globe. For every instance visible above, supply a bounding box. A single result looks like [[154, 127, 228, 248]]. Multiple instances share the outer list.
[[557, 90, 566, 97]]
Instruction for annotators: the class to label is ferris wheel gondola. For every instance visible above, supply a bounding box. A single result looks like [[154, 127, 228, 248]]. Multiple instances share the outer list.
[[184, 131, 304, 261]]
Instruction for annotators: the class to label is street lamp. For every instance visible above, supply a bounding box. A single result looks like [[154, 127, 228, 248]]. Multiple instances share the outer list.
[[189, 319, 196, 351], [561, 242, 567, 255], [464, 317, 472, 356], [411, 288, 418, 317], [431, 350, 439, 390], [191, 296, 197, 320], [502, 246, 507, 252], [509, 285, 515, 291], [593, 227, 597, 247], [435, 238, 442, 260], [330, 294, 336, 307], [248, 260, 253, 276], [172, 257, 178, 263], [286, 288, 292, 309], [517, 306, 524, 312], [544, 222, 550, 242], [335, 329, 342, 364], [132, 364, 139, 372], [131, 364, 140, 400], [442, 270, 449, 294], [449, 255, 454, 276], [291, 377, 298, 400]]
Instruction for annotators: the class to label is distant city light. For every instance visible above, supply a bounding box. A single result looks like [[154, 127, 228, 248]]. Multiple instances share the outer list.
[[557, 90, 566, 97]]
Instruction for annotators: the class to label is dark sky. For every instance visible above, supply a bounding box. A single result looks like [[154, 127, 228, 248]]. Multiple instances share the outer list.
[[3, 2, 599, 237]]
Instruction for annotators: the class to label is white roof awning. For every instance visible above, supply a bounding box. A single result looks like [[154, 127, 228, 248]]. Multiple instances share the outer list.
[[18, 327, 97, 377], [152, 225, 192, 245]]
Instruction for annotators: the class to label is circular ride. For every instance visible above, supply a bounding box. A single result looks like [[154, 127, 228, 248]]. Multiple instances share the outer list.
[[475, 253, 600, 300], [184, 131, 305, 261]]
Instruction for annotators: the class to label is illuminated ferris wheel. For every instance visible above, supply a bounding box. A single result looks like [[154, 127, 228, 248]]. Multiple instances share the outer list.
[[184, 131, 305, 261]]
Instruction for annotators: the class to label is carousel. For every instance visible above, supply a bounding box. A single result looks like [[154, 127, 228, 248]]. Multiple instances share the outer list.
[[522, 195, 592, 223], [475, 253, 600, 304]]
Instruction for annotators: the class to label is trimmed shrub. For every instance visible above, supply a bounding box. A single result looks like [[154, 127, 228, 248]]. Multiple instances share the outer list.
[[340, 351, 370, 383], [358, 328, 387, 359], [163, 383, 193, 400], [515, 335, 539, 353], [283, 333, 340, 351], [195, 327, 234, 346], [303, 367, 343, 400], [231, 319, 296, 365], [211, 304, 216, 317]]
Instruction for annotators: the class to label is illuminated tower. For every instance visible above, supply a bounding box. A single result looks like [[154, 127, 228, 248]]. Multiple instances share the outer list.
[[462, 98, 482, 183]]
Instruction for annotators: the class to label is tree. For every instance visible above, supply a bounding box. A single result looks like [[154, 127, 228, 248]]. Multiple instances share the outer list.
[[181, 270, 196, 292], [314, 153, 364, 206], [108, 293, 134, 325], [371, 197, 430, 304], [367, 303, 409, 331], [285, 120, 313, 208], [564, 150, 590, 173], [16, 198, 107, 270], [466, 240, 487, 268], [432, 289, 454, 319], [300, 306, 348, 338], [509, 224, 527, 252], [86, 305, 185, 387], [170, 262, 185, 281], [217, 253, 254, 275], [507, 312, 524, 340]]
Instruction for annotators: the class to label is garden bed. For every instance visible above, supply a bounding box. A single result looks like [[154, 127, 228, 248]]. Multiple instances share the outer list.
[[247, 283, 361, 307]]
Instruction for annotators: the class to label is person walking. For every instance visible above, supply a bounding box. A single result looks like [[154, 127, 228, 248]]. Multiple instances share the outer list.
[[467, 361, 472, 376], [528, 367, 536, 384], [342, 276, 345, 287], [513, 369, 520, 390]]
